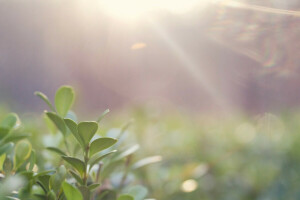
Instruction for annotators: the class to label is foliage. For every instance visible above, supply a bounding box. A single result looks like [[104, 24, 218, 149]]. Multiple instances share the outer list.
[[0, 86, 161, 200]]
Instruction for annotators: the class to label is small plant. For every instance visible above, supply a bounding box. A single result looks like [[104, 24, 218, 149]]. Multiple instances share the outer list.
[[0, 112, 56, 199], [34, 86, 161, 200], [0, 86, 161, 200]]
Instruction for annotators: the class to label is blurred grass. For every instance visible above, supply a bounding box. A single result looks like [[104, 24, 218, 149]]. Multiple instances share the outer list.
[[2, 106, 300, 200], [105, 108, 300, 200]]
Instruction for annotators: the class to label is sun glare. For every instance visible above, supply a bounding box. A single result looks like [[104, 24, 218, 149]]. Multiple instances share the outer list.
[[98, 0, 206, 20]]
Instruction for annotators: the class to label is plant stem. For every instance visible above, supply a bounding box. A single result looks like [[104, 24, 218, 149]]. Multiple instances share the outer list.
[[119, 155, 132, 189], [83, 145, 90, 186], [63, 137, 71, 155], [95, 162, 103, 183]]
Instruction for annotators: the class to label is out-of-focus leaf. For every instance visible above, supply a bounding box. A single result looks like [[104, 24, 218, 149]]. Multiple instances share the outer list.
[[47, 190, 56, 200], [37, 175, 51, 193], [46, 112, 66, 135], [62, 182, 83, 200], [89, 150, 117, 171], [78, 186, 90, 200], [34, 194, 48, 200], [50, 165, 67, 193], [15, 140, 32, 169], [55, 86, 74, 117], [127, 185, 148, 200], [132, 156, 162, 170], [28, 150, 36, 171], [0, 143, 14, 156], [0, 128, 9, 141], [34, 170, 56, 178], [64, 119, 84, 148], [78, 122, 98, 145], [44, 114, 57, 134], [3, 156, 13, 174], [0, 113, 18, 130], [117, 120, 134, 140], [69, 170, 83, 185], [19, 171, 34, 181], [46, 147, 67, 156], [0, 113, 19, 140], [62, 156, 85, 176], [0, 154, 5, 171], [96, 189, 116, 200], [3, 133, 30, 143], [34, 91, 56, 112], [117, 195, 134, 200], [97, 109, 110, 123], [115, 145, 140, 160], [89, 138, 117, 157], [87, 183, 100, 191]]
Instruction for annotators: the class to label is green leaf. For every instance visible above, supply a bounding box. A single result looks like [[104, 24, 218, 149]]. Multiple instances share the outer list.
[[89, 137, 117, 157], [132, 156, 162, 170], [34, 194, 48, 200], [0, 142, 14, 156], [78, 186, 90, 200], [3, 133, 30, 143], [62, 156, 85, 176], [96, 189, 116, 200], [34, 170, 56, 178], [0, 113, 19, 140], [117, 195, 134, 200], [97, 109, 110, 123], [15, 140, 32, 169], [0, 154, 5, 171], [0, 128, 9, 141], [115, 145, 140, 160], [64, 119, 84, 148], [78, 122, 98, 145], [34, 91, 56, 112], [47, 190, 56, 200], [89, 150, 117, 171], [3, 155, 13, 174], [127, 186, 148, 200], [28, 149, 36, 171], [69, 170, 84, 185], [46, 112, 67, 135], [0, 113, 18, 130], [55, 86, 75, 117], [117, 119, 134, 139], [87, 183, 100, 191], [37, 175, 51, 193], [46, 147, 67, 156], [62, 182, 83, 200], [44, 114, 57, 134], [19, 171, 34, 181], [50, 165, 67, 193]]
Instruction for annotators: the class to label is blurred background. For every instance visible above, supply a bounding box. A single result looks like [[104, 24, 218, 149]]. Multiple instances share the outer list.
[[1, 0, 300, 199]]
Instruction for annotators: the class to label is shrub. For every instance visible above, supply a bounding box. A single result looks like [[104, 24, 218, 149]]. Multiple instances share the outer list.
[[0, 86, 161, 200]]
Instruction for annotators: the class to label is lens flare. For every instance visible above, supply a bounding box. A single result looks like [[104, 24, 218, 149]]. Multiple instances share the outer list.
[[181, 179, 198, 192], [98, 0, 207, 20]]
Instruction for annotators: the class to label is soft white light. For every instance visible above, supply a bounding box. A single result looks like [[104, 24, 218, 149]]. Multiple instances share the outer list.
[[181, 179, 198, 192], [98, 0, 207, 20]]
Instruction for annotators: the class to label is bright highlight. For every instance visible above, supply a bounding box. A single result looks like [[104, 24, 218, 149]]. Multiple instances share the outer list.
[[181, 179, 198, 192], [98, 0, 205, 20]]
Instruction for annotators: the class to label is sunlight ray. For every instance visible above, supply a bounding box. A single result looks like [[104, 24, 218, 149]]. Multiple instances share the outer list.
[[148, 19, 230, 110], [220, 0, 300, 17]]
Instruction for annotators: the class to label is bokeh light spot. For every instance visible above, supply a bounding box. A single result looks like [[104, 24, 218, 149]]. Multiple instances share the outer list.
[[181, 179, 198, 192]]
